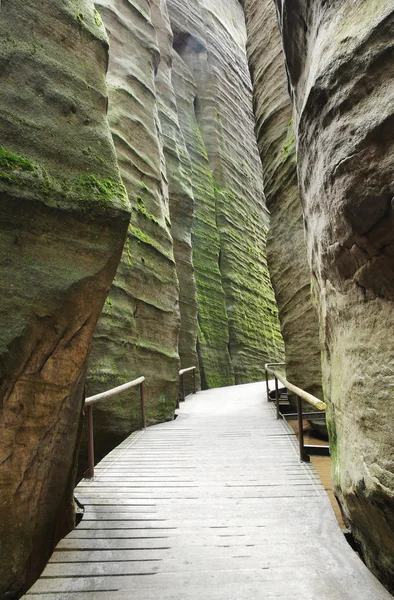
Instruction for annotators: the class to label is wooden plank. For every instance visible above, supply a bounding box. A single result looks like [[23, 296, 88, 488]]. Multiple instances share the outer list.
[[25, 382, 392, 600]]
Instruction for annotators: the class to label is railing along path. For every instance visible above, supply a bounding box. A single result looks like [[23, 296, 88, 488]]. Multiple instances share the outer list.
[[178, 365, 197, 407], [85, 376, 146, 478], [84, 367, 198, 478], [265, 362, 328, 461]]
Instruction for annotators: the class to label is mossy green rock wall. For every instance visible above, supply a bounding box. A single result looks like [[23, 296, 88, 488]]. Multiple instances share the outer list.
[[83, 0, 181, 467], [172, 53, 235, 389], [274, 0, 394, 590], [168, 0, 284, 384], [0, 1, 130, 596], [242, 0, 323, 399], [85, 0, 284, 443]]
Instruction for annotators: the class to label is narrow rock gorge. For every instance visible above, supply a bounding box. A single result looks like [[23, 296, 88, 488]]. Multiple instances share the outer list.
[[1, 1, 283, 594], [1, 0, 393, 597], [0, 1, 130, 596], [272, 0, 394, 590], [82, 0, 284, 466]]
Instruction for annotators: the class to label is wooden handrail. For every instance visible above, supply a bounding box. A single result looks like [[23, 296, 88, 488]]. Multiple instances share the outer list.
[[179, 367, 196, 376], [85, 376, 145, 406], [265, 364, 326, 410], [265, 363, 328, 462], [84, 376, 146, 479], [178, 366, 197, 408]]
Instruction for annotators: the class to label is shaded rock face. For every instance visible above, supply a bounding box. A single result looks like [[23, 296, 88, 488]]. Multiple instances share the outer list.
[[168, 0, 284, 384], [82, 0, 181, 467], [151, 0, 201, 388], [242, 0, 323, 399], [274, 0, 394, 590], [0, 1, 130, 596]]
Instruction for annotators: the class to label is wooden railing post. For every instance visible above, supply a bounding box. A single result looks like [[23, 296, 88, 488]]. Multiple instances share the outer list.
[[84, 376, 146, 479], [140, 380, 146, 429], [178, 367, 197, 406], [296, 394, 310, 462], [265, 369, 270, 402], [275, 377, 280, 420], [87, 404, 95, 479], [265, 363, 327, 461]]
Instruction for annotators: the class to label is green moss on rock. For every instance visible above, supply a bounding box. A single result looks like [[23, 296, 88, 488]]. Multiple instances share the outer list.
[[0, 145, 128, 216], [0, 146, 36, 172]]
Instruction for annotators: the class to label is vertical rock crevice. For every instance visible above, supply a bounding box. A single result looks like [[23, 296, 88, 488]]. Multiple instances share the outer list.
[[150, 0, 200, 391], [168, 0, 284, 384], [172, 46, 235, 389]]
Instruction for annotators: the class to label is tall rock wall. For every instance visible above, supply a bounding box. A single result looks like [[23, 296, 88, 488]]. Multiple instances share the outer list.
[[83, 0, 181, 466], [274, 0, 394, 590], [86, 0, 284, 445], [0, 0, 130, 596], [242, 0, 323, 398], [151, 0, 200, 386], [168, 0, 284, 383], [172, 52, 235, 389]]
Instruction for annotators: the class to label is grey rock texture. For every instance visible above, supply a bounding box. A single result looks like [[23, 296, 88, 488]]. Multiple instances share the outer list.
[[0, 0, 130, 596], [168, 0, 284, 384], [87, 0, 283, 421], [84, 0, 181, 468], [274, 0, 394, 590], [242, 0, 323, 399], [151, 0, 201, 390]]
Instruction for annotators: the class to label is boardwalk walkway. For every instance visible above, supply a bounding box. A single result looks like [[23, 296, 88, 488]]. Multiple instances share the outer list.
[[26, 382, 392, 599]]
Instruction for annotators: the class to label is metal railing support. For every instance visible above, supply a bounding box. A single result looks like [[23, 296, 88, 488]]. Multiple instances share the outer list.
[[140, 380, 146, 430], [265, 369, 270, 402], [84, 376, 146, 479]]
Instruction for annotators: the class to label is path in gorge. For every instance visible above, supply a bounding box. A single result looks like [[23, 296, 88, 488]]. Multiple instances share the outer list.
[[25, 383, 392, 599]]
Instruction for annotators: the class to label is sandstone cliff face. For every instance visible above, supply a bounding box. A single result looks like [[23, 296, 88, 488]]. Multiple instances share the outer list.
[[172, 53, 235, 389], [242, 0, 323, 399], [168, 0, 284, 383], [86, 0, 283, 430], [151, 0, 200, 387], [83, 0, 181, 465], [274, 0, 394, 589], [0, 1, 130, 596]]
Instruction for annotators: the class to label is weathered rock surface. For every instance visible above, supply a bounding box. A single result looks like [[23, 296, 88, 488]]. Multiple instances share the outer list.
[[0, 1, 130, 596], [86, 0, 283, 421], [172, 53, 235, 389], [274, 0, 394, 590], [151, 0, 201, 391], [83, 0, 181, 467], [168, 0, 284, 384], [242, 0, 323, 399]]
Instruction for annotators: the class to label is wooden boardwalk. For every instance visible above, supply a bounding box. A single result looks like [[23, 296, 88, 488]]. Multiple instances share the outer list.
[[26, 382, 392, 599]]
